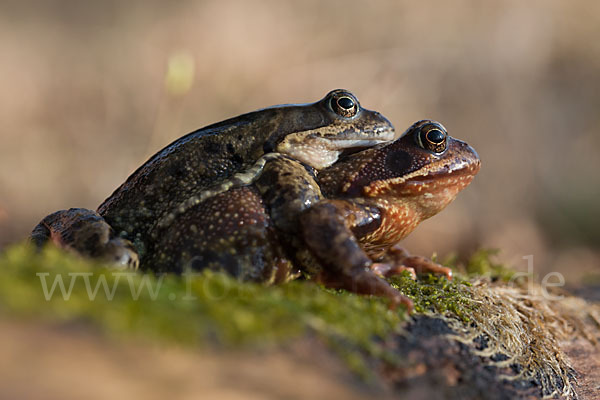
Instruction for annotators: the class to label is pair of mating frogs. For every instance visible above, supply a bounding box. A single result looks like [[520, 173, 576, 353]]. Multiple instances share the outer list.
[[31, 90, 480, 309]]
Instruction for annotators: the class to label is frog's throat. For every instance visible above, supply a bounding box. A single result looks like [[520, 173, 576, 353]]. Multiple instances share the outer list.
[[156, 153, 289, 230]]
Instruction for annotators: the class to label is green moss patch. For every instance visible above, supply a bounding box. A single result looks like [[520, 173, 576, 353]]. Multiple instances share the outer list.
[[390, 273, 476, 322], [440, 248, 518, 282], [0, 244, 408, 377]]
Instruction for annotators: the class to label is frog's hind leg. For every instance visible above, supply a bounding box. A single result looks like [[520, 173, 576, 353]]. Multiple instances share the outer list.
[[30, 208, 139, 269]]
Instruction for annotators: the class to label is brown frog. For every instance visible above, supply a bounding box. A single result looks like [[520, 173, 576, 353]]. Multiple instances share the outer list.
[[152, 120, 481, 309], [31, 90, 395, 267]]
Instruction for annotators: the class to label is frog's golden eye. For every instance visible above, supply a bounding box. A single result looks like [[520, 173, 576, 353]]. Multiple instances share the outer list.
[[416, 124, 447, 153], [330, 92, 359, 118]]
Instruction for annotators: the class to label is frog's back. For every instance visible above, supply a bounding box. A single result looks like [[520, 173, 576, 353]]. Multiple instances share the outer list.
[[97, 105, 322, 257], [100, 110, 257, 240], [96, 89, 395, 261]]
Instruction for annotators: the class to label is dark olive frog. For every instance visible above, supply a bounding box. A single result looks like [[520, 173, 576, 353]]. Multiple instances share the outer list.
[[32, 113, 480, 310], [31, 90, 395, 270]]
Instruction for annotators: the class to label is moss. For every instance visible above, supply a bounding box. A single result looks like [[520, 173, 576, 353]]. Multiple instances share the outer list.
[[389, 272, 476, 323], [441, 248, 517, 282], [0, 243, 404, 377]]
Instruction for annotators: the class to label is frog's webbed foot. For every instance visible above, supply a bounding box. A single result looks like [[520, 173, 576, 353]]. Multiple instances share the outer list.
[[30, 208, 139, 270], [376, 244, 452, 280]]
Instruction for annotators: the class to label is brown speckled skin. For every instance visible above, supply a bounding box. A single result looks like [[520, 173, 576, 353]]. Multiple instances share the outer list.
[[150, 156, 322, 279], [151, 120, 480, 307], [153, 186, 297, 282], [32, 90, 394, 267]]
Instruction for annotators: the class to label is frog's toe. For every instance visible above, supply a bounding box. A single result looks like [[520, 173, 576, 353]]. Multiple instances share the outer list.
[[370, 262, 416, 280], [103, 238, 139, 270], [401, 256, 452, 280], [390, 293, 414, 313], [379, 245, 452, 280]]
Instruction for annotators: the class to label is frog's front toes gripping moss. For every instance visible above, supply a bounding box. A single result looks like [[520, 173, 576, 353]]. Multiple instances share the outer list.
[[316, 267, 415, 313]]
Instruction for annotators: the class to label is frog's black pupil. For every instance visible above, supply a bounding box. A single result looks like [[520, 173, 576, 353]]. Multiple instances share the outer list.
[[426, 129, 445, 144], [337, 97, 354, 110]]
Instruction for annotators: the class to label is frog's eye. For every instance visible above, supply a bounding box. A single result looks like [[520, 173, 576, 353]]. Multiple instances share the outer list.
[[329, 91, 359, 118], [416, 123, 447, 153]]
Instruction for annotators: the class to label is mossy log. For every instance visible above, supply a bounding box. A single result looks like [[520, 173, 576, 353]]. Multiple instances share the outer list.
[[0, 245, 598, 399]]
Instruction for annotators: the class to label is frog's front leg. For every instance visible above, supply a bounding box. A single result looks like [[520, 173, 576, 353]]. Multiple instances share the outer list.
[[159, 153, 324, 232], [253, 155, 323, 233], [30, 208, 139, 269], [298, 200, 414, 311], [157, 153, 288, 230]]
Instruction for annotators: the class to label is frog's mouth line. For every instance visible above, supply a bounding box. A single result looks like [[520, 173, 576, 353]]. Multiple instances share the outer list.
[[402, 168, 479, 189], [398, 158, 481, 184], [364, 162, 480, 198], [334, 138, 394, 148], [338, 139, 392, 157]]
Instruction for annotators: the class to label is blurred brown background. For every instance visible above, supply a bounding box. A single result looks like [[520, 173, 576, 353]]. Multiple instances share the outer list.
[[1, 0, 598, 284]]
